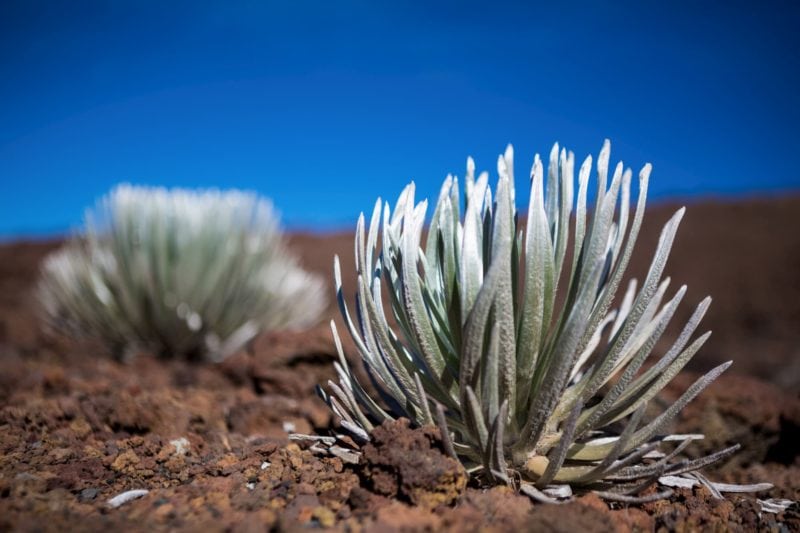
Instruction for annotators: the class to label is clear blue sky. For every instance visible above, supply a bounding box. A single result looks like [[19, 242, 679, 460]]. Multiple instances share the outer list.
[[1, 1, 798, 237]]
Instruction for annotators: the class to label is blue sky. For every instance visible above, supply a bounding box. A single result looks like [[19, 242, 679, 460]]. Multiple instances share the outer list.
[[1, 1, 798, 237]]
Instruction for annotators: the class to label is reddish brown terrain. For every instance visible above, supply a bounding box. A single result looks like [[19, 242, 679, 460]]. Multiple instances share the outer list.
[[1, 196, 799, 531]]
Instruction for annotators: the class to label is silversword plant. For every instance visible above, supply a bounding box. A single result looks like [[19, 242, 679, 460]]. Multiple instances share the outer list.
[[39, 184, 325, 361], [322, 141, 771, 501]]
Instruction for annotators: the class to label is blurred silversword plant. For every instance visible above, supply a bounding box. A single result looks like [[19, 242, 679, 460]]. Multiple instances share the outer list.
[[39, 185, 326, 361], [322, 141, 771, 502]]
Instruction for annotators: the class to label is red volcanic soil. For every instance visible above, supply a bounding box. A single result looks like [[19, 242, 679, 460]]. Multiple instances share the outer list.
[[1, 196, 799, 531]]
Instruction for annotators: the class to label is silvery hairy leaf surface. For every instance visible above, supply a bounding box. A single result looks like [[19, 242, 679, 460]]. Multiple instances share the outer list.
[[322, 140, 766, 498], [38, 184, 326, 361]]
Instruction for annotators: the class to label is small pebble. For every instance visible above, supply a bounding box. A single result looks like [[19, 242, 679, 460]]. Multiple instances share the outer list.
[[169, 437, 190, 456], [79, 488, 100, 502]]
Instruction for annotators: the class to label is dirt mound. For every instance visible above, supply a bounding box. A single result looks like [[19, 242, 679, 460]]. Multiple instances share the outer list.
[[359, 418, 466, 509]]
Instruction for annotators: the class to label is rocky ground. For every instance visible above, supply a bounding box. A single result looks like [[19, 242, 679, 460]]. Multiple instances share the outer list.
[[1, 196, 799, 531]]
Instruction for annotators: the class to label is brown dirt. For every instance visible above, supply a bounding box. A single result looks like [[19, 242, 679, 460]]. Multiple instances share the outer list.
[[0, 196, 799, 531], [358, 418, 466, 509]]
